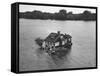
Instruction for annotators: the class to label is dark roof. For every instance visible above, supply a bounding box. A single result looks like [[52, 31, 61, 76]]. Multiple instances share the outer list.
[[44, 32, 72, 43], [64, 34, 72, 38], [45, 33, 58, 42]]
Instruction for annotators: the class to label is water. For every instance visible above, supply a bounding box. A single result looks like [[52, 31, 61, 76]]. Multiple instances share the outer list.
[[19, 19, 96, 71]]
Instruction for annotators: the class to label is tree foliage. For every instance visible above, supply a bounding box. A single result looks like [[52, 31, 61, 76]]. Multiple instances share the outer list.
[[19, 9, 96, 21]]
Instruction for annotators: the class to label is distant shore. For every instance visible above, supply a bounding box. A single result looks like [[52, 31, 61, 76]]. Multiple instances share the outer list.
[[19, 9, 96, 21]]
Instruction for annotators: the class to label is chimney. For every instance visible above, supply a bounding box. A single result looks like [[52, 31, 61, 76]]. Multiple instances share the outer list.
[[57, 31, 60, 35]]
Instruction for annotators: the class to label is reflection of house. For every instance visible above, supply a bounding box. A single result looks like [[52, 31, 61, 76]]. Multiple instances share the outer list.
[[42, 31, 72, 50]]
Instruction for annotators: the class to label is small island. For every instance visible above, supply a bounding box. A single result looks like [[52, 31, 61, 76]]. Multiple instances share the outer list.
[[35, 31, 72, 56]]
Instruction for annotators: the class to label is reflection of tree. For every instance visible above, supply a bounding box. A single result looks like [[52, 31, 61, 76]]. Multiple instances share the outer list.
[[19, 9, 96, 21]]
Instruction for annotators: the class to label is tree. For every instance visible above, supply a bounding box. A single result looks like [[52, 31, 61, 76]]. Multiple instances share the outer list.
[[83, 10, 91, 15], [82, 10, 92, 20], [59, 9, 67, 15], [57, 9, 67, 20]]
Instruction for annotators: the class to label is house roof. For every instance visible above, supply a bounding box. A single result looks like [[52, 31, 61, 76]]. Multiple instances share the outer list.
[[44, 32, 72, 43], [64, 34, 72, 38], [45, 33, 58, 42]]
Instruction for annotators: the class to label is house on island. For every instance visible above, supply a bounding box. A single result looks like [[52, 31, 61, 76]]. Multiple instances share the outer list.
[[42, 31, 72, 51]]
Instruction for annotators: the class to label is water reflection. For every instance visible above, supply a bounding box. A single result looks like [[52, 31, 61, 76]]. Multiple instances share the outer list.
[[35, 48, 45, 59], [50, 48, 71, 67], [36, 47, 71, 68]]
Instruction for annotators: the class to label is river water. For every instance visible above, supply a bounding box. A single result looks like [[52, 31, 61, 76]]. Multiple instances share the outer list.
[[19, 19, 96, 71]]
